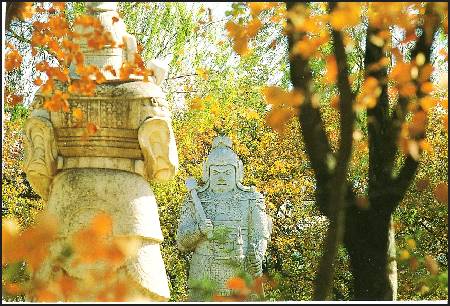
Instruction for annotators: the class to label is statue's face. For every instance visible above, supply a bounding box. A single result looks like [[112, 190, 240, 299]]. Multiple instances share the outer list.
[[209, 165, 235, 193]]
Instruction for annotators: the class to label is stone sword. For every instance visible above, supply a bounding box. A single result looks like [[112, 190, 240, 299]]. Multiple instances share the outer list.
[[185, 177, 213, 240]]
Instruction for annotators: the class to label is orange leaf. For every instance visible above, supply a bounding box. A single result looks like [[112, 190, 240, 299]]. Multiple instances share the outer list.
[[72, 108, 83, 121], [4, 283, 24, 295], [415, 178, 430, 191], [262, 86, 304, 107], [325, 56, 337, 84], [399, 82, 417, 97], [420, 82, 434, 94], [91, 213, 113, 237], [226, 277, 246, 291], [5, 49, 22, 71], [420, 96, 437, 112], [408, 111, 427, 138], [35, 289, 58, 302], [6, 94, 24, 106], [52, 2, 66, 11], [246, 17, 262, 38], [266, 107, 296, 134], [433, 182, 448, 204], [424, 255, 439, 275], [58, 274, 76, 299], [189, 97, 204, 110], [86, 122, 99, 135], [16, 2, 35, 20]]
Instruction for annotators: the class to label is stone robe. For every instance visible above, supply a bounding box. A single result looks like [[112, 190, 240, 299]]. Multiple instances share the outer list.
[[177, 187, 271, 299]]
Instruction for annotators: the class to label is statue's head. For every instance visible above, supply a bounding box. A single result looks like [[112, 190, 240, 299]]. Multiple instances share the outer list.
[[203, 136, 243, 193]]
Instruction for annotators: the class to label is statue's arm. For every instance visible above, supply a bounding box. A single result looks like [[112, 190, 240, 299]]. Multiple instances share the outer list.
[[176, 198, 204, 252], [138, 116, 179, 182], [23, 109, 58, 201], [247, 192, 272, 277]]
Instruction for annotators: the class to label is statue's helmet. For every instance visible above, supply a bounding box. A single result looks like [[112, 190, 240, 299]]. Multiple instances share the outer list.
[[202, 135, 244, 183]]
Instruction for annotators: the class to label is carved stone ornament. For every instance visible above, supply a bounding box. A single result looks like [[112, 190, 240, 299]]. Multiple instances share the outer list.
[[176, 136, 272, 301], [23, 2, 178, 302]]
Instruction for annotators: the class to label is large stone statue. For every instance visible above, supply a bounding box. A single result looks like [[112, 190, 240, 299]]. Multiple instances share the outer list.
[[176, 136, 272, 300], [23, 2, 177, 301]]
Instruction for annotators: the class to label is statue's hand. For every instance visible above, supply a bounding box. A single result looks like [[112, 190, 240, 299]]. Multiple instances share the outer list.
[[199, 218, 213, 240]]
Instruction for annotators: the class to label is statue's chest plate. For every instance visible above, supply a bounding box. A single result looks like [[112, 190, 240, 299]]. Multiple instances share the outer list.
[[202, 196, 248, 223]]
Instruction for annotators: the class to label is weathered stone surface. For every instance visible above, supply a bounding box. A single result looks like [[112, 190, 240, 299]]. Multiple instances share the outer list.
[[176, 136, 272, 300], [23, 2, 177, 301]]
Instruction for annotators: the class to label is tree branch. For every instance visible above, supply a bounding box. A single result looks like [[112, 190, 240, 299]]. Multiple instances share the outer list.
[[313, 2, 355, 300], [286, 2, 334, 217], [365, 25, 396, 201], [389, 2, 441, 210]]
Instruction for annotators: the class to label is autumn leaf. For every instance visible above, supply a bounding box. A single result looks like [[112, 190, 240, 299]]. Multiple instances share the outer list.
[[420, 82, 434, 94], [72, 108, 83, 122], [355, 77, 381, 110], [196, 68, 209, 80], [5, 49, 23, 71], [406, 238, 416, 250], [2, 213, 58, 272], [91, 213, 113, 237], [189, 97, 204, 110], [112, 16, 119, 24], [266, 107, 296, 134], [399, 249, 410, 261], [35, 289, 58, 302], [246, 17, 262, 38], [104, 65, 117, 77], [52, 2, 66, 11], [433, 182, 448, 204], [408, 111, 427, 138], [4, 282, 24, 295], [16, 2, 36, 21], [210, 102, 220, 116], [44, 90, 69, 112], [420, 96, 438, 112], [262, 86, 304, 107], [390, 62, 412, 84], [58, 274, 77, 300], [415, 178, 430, 191], [329, 3, 361, 31], [87, 122, 99, 135], [325, 56, 337, 84], [245, 108, 260, 120], [226, 277, 246, 291], [5, 94, 24, 107], [424, 255, 439, 275]]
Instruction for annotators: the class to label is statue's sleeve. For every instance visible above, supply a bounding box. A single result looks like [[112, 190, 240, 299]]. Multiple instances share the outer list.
[[176, 196, 203, 252], [23, 107, 58, 201], [247, 192, 272, 276]]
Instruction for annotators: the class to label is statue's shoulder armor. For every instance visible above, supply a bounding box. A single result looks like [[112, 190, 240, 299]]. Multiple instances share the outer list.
[[237, 187, 265, 208]]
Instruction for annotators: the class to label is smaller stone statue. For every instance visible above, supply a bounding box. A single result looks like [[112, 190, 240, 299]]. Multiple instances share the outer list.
[[176, 136, 272, 300]]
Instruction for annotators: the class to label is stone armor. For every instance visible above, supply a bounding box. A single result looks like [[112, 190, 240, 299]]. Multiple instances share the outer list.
[[176, 136, 272, 300]]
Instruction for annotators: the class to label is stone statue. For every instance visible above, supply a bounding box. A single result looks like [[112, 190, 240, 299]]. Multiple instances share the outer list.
[[23, 3, 177, 301], [176, 136, 272, 300]]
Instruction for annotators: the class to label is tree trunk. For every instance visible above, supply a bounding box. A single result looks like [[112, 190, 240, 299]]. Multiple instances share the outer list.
[[344, 205, 397, 300]]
